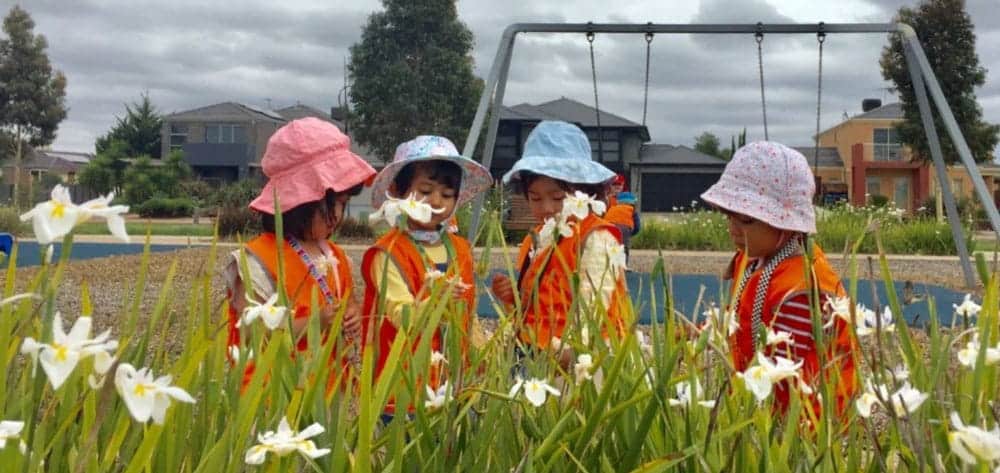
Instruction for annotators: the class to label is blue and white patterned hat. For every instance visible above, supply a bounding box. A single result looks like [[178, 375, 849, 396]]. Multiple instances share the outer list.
[[502, 120, 616, 191], [371, 135, 493, 209]]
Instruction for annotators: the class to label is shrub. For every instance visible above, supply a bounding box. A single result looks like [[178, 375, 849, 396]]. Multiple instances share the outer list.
[[213, 179, 262, 208], [868, 194, 890, 207], [631, 211, 731, 251], [216, 204, 261, 237], [0, 205, 27, 236], [136, 197, 195, 218], [336, 216, 375, 240]]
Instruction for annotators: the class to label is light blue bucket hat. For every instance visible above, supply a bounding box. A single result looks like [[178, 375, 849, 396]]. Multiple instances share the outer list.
[[502, 120, 616, 191], [371, 135, 493, 209]]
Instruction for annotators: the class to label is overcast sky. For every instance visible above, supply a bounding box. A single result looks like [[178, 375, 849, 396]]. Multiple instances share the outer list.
[[8, 0, 1000, 155]]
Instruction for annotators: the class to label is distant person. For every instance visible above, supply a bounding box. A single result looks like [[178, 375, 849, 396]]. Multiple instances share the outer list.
[[223, 117, 376, 390], [701, 141, 857, 417], [491, 120, 628, 359], [605, 189, 639, 265]]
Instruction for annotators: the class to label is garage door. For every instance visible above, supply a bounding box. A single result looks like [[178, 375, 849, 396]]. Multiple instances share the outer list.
[[640, 172, 722, 212]]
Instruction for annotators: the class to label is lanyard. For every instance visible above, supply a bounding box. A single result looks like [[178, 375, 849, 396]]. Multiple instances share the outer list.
[[286, 236, 339, 304]]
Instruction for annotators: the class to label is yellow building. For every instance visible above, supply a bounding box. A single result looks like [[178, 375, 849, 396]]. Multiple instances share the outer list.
[[817, 101, 1000, 210]]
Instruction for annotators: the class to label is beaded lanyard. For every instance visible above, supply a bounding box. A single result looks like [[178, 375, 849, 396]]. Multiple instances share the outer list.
[[286, 236, 338, 303], [732, 237, 801, 348]]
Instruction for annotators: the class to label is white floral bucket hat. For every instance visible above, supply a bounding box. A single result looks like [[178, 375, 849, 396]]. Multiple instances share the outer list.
[[700, 141, 816, 234], [370, 135, 493, 209]]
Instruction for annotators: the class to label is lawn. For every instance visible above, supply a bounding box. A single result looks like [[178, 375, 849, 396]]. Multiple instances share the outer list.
[[73, 220, 216, 237]]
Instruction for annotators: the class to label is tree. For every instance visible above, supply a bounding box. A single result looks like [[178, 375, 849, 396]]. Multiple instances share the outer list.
[[348, 0, 483, 163], [96, 92, 163, 159], [694, 132, 724, 159], [880, 0, 998, 163], [121, 150, 191, 205], [78, 139, 130, 194], [0, 5, 67, 208]]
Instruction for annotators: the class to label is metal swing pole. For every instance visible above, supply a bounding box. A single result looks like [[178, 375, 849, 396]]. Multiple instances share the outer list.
[[903, 38, 976, 288]]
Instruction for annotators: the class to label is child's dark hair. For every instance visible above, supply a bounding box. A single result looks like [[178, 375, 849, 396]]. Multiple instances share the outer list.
[[260, 184, 364, 239], [393, 160, 462, 195], [518, 171, 609, 203]]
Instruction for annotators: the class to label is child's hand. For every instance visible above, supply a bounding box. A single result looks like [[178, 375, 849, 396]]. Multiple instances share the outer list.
[[491, 273, 515, 306], [342, 303, 363, 340]]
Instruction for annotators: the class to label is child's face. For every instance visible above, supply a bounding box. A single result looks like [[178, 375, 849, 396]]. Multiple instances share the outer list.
[[723, 209, 784, 258], [526, 176, 567, 222], [308, 194, 350, 240], [397, 167, 457, 231]]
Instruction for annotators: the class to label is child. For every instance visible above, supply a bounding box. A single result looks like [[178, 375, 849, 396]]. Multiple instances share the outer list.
[[361, 135, 492, 401], [224, 117, 376, 385], [605, 190, 639, 264], [491, 120, 629, 355], [700, 141, 857, 415]]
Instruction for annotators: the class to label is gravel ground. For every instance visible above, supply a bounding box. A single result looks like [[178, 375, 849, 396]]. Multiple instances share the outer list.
[[0, 245, 978, 338]]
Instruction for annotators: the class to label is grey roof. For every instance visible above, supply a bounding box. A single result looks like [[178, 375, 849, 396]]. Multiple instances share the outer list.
[[500, 97, 650, 141], [5, 148, 91, 172], [41, 150, 92, 164], [165, 102, 287, 123], [853, 102, 903, 120], [276, 104, 334, 123], [789, 146, 843, 168], [638, 144, 727, 166]]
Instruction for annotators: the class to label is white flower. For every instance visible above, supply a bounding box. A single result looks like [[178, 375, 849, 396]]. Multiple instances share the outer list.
[[244, 417, 330, 465], [228, 345, 254, 362], [549, 336, 563, 352], [765, 328, 795, 347], [561, 191, 606, 220], [540, 216, 573, 241], [635, 330, 653, 357], [43, 245, 54, 265], [702, 305, 739, 337], [668, 379, 717, 409], [509, 377, 560, 407], [430, 351, 448, 366], [954, 294, 983, 319], [957, 334, 1000, 368], [736, 353, 804, 403], [855, 381, 927, 418], [855, 305, 894, 337], [574, 354, 594, 384], [948, 412, 1000, 465], [19, 185, 129, 244], [241, 294, 288, 331], [368, 192, 403, 226], [606, 241, 627, 271], [425, 269, 445, 282], [114, 363, 196, 425], [424, 381, 452, 410], [0, 420, 24, 450], [886, 364, 910, 382], [824, 295, 852, 325], [20, 314, 118, 389]]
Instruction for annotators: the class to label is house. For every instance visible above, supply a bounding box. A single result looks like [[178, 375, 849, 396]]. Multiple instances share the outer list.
[[630, 144, 727, 212], [160, 102, 286, 184], [0, 148, 92, 203], [816, 100, 1000, 210]]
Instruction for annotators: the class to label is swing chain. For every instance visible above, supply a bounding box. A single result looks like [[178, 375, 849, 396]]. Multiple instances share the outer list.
[[642, 26, 653, 126], [755, 22, 768, 141], [814, 22, 826, 179], [587, 25, 604, 162]]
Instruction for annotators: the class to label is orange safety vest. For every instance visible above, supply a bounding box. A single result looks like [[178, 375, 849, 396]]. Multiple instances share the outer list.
[[515, 213, 628, 348], [604, 204, 635, 231], [226, 233, 354, 389], [360, 228, 475, 390], [727, 243, 857, 416]]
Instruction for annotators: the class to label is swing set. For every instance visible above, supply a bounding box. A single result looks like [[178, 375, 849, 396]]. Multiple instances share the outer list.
[[462, 22, 1000, 289]]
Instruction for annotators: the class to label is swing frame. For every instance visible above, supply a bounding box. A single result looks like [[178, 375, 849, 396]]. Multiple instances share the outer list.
[[462, 22, 998, 288]]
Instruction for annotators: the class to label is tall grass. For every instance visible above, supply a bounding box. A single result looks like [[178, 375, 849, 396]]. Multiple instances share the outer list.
[[1, 217, 998, 472]]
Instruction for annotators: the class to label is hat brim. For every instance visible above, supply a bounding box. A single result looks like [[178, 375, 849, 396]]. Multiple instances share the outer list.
[[371, 154, 493, 209], [701, 182, 817, 234], [250, 149, 376, 214], [502, 155, 616, 191]]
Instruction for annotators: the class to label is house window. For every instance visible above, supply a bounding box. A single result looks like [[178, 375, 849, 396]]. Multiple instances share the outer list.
[[169, 124, 188, 152], [873, 128, 901, 161], [866, 176, 881, 197], [894, 177, 910, 210], [586, 129, 620, 163], [205, 124, 248, 144]]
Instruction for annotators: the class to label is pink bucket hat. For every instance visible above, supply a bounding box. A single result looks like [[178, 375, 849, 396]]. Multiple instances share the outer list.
[[700, 141, 816, 233], [250, 117, 376, 214]]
